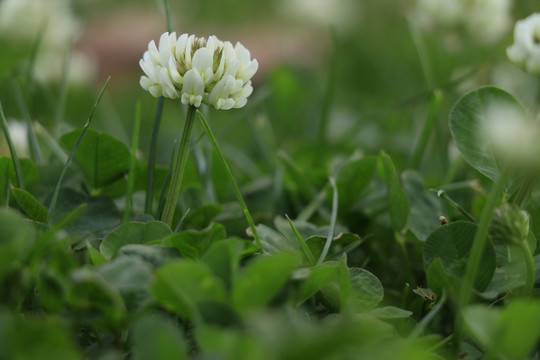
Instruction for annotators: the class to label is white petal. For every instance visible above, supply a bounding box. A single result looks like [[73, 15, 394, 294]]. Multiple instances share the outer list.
[[181, 68, 205, 106]]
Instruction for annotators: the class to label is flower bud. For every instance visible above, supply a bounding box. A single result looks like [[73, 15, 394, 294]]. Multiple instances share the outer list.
[[489, 204, 530, 245]]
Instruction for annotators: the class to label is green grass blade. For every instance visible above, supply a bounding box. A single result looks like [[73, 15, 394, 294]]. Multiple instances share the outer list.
[[125, 102, 141, 223], [196, 110, 261, 248], [46, 77, 111, 224], [285, 214, 316, 265], [174, 208, 190, 233], [12, 79, 42, 165], [317, 177, 338, 265], [0, 101, 24, 189]]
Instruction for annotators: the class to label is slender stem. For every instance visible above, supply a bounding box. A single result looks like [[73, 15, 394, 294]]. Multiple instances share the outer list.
[[317, 177, 338, 265], [0, 102, 24, 189], [145, 96, 165, 214], [161, 106, 197, 227], [125, 103, 141, 223], [286, 214, 316, 265], [409, 289, 447, 338], [46, 77, 110, 224], [453, 172, 507, 353], [196, 110, 261, 248], [519, 240, 535, 297], [409, 90, 442, 169]]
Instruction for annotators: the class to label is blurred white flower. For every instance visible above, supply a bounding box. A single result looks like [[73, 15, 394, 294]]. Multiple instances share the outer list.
[[507, 13, 540, 75], [279, 0, 361, 29], [411, 0, 512, 45], [0, 0, 80, 48], [482, 101, 540, 166], [6, 120, 29, 158], [139, 32, 258, 110], [0, 0, 97, 84]]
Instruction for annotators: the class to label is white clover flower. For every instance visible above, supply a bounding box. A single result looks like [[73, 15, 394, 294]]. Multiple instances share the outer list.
[[411, 0, 512, 45], [139, 32, 258, 110], [507, 13, 540, 75]]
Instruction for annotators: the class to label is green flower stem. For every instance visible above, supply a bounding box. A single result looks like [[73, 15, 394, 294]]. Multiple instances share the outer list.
[[161, 105, 197, 227], [196, 110, 261, 248], [453, 171, 507, 353], [145, 96, 165, 214], [519, 240, 535, 297]]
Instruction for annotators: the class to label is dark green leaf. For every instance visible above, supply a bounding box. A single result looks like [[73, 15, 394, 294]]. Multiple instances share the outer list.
[[334, 155, 377, 210], [160, 222, 226, 259], [60, 128, 130, 189], [10, 187, 47, 222], [131, 313, 187, 360], [152, 260, 227, 320], [100, 221, 171, 260], [402, 170, 444, 241], [449, 86, 523, 182], [232, 251, 301, 311], [423, 221, 496, 291]]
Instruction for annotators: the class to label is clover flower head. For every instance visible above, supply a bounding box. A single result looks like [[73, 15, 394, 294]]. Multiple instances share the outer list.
[[507, 13, 540, 75], [139, 32, 258, 110]]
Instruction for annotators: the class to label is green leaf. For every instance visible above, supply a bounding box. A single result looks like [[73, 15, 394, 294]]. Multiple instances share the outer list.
[[334, 155, 377, 211], [117, 244, 180, 268], [160, 222, 226, 259], [423, 221, 496, 291], [151, 260, 227, 320], [378, 151, 409, 231], [0, 311, 82, 360], [0, 208, 35, 276], [11, 157, 39, 185], [47, 188, 120, 236], [10, 187, 48, 222], [131, 313, 187, 360], [232, 251, 301, 311], [402, 170, 443, 241], [464, 300, 540, 360], [449, 86, 524, 182], [369, 306, 412, 319], [87, 245, 107, 266], [320, 262, 384, 312], [100, 221, 171, 260], [202, 238, 251, 289], [68, 268, 126, 326], [60, 128, 130, 189], [296, 262, 340, 305], [97, 256, 153, 294], [481, 253, 540, 299]]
